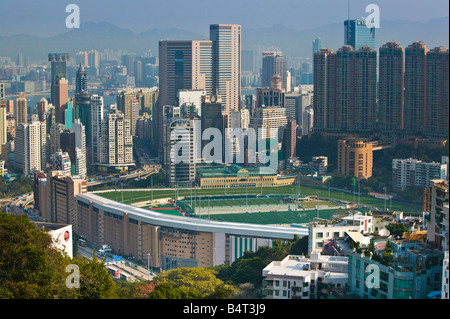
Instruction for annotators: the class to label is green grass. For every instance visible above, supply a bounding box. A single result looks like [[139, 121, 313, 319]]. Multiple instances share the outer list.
[[196, 209, 345, 225], [97, 183, 422, 214]]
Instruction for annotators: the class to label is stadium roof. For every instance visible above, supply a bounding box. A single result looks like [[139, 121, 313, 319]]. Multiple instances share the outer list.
[[77, 193, 308, 240]]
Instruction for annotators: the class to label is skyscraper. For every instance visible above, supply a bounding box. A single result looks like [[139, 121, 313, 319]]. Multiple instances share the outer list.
[[90, 95, 106, 165], [15, 92, 28, 126], [54, 77, 69, 125], [312, 38, 322, 56], [76, 64, 87, 94], [404, 41, 428, 135], [313, 46, 377, 133], [48, 53, 69, 105], [261, 52, 287, 91], [378, 41, 405, 131], [158, 40, 213, 153], [14, 121, 46, 176], [344, 19, 376, 50], [426, 46, 449, 140], [210, 24, 241, 115]]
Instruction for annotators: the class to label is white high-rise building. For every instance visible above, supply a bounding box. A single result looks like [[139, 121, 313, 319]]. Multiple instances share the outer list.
[[106, 110, 133, 166], [91, 95, 107, 165], [72, 119, 87, 178], [14, 121, 45, 176], [392, 158, 448, 190]]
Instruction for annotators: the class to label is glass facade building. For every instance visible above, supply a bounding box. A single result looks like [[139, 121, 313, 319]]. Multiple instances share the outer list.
[[344, 19, 376, 50]]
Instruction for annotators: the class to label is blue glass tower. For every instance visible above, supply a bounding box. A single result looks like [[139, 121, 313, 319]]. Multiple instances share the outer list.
[[344, 19, 376, 50]]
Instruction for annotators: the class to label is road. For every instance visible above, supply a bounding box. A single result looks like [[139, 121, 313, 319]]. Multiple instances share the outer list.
[[86, 166, 160, 187], [77, 245, 156, 282]]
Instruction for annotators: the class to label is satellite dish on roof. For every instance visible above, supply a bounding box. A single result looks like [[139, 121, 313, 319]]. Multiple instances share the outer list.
[[379, 228, 390, 237], [361, 236, 371, 246]]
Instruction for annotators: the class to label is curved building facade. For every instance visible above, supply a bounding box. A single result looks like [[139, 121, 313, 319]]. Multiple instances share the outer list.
[[76, 193, 308, 270]]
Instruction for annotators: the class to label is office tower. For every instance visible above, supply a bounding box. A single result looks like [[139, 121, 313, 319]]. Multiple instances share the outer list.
[[256, 75, 285, 109], [159, 40, 213, 106], [163, 117, 197, 187], [313, 46, 377, 133], [404, 41, 428, 134], [312, 37, 322, 56], [344, 19, 376, 50], [378, 41, 405, 131], [48, 53, 69, 105], [0, 83, 4, 100], [201, 95, 225, 158], [15, 92, 27, 125], [14, 121, 45, 176], [210, 24, 241, 116], [158, 40, 213, 152], [261, 52, 287, 91], [90, 95, 106, 165], [284, 119, 297, 160], [426, 46, 449, 140], [75, 64, 87, 94], [54, 77, 68, 125], [337, 139, 373, 179], [242, 50, 254, 72]]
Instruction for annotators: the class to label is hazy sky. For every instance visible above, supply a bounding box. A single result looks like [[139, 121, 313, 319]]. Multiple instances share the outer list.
[[0, 0, 448, 37]]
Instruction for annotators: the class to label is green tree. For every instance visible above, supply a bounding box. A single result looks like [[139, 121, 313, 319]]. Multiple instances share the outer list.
[[289, 235, 309, 255], [151, 267, 234, 299], [0, 213, 117, 299], [386, 223, 408, 238]]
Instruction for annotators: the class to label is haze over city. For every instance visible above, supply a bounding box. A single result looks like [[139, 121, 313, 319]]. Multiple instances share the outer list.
[[0, 0, 449, 306]]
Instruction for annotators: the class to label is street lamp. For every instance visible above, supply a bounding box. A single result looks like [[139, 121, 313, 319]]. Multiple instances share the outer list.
[[147, 253, 151, 280]]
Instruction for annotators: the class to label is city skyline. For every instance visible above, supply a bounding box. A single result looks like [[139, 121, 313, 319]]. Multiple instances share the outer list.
[[0, 0, 448, 37], [0, 0, 448, 303]]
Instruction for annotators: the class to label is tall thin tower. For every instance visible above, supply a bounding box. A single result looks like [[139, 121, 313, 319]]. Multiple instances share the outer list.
[[210, 24, 241, 116]]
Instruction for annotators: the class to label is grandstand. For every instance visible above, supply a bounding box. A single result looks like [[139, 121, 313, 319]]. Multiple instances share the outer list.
[[177, 194, 339, 216]]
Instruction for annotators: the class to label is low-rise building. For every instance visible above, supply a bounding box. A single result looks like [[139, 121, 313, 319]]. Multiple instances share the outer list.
[[262, 253, 348, 299], [308, 212, 374, 253], [347, 240, 444, 299]]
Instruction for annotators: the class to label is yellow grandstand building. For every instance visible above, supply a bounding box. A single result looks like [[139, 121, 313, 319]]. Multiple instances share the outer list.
[[196, 164, 296, 189]]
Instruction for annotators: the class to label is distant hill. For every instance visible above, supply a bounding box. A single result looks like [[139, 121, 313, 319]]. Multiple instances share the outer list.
[[0, 17, 448, 62], [243, 17, 449, 58], [0, 22, 205, 61]]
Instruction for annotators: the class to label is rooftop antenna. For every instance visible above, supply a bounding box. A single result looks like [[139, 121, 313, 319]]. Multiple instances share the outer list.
[[348, 0, 350, 21]]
